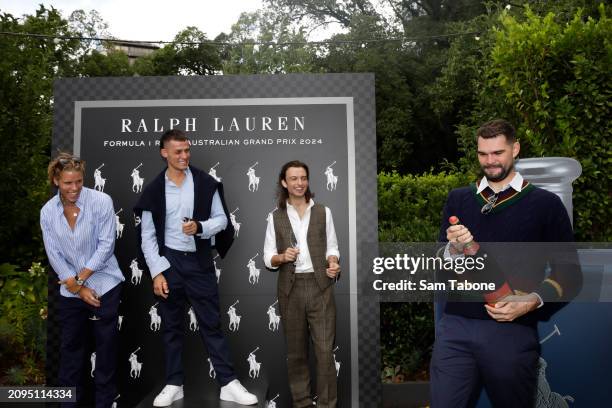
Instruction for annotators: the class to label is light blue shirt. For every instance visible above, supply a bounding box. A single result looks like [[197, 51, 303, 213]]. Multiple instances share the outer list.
[[141, 168, 227, 278], [40, 187, 124, 298]]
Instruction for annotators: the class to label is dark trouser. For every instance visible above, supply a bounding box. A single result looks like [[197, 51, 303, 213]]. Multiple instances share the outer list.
[[278, 273, 337, 408], [159, 247, 236, 386], [430, 313, 539, 408], [58, 283, 122, 408]]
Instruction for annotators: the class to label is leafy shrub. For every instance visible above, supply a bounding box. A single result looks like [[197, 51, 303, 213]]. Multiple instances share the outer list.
[[378, 171, 473, 242], [378, 171, 471, 381], [0, 263, 47, 385], [380, 302, 435, 382]]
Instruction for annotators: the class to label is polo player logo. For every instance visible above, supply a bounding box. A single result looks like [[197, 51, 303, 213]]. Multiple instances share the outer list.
[[133, 213, 141, 227], [535, 324, 574, 408], [227, 300, 241, 332], [131, 163, 144, 193], [209, 162, 221, 182], [115, 209, 124, 239], [207, 357, 216, 379], [188, 306, 198, 331], [130, 258, 143, 285], [333, 346, 341, 377], [267, 300, 280, 331], [313, 395, 319, 405], [267, 394, 279, 408], [149, 303, 161, 331], [90, 352, 96, 377], [539, 323, 561, 345], [247, 254, 260, 284], [94, 164, 106, 192], [129, 347, 142, 378], [325, 161, 338, 191], [247, 347, 261, 378], [246, 162, 260, 192], [118, 315, 124, 331], [230, 208, 241, 237], [213, 255, 222, 283]]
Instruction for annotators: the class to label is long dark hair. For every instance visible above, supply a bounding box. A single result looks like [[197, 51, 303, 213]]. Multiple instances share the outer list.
[[276, 160, 314, 209]]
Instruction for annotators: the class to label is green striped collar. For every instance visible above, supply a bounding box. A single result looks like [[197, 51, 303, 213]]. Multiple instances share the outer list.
[[471, 180, 535, 214]]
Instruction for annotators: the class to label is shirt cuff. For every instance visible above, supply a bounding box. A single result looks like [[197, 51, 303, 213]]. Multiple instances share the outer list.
[[264, 253, 279, 270], [531, 292, 544, 308], [149, 256, 171, 279], [325, 251, 340, 261]]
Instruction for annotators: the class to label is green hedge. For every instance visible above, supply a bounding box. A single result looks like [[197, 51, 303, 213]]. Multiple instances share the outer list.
[[378, 171, 471, 381], [378, 171, 473, 242]]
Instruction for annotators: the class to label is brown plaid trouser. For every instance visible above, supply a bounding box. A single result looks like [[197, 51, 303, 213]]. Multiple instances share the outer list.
[[278, 273, 337, 408]]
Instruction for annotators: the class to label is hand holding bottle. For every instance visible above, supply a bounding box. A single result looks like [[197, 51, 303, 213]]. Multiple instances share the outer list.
[[447, 216, 479, 256]]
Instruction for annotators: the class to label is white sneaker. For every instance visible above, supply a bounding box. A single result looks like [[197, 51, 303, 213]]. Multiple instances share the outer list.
[[153, 384, 184, 407], [219, 379, 258, 405]]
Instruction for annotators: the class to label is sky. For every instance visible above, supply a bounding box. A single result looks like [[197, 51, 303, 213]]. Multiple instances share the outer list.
[[1, 0, 266, 42]]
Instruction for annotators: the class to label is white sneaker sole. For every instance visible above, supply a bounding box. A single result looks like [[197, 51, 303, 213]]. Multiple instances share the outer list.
[[153, 389, 184, 407], [219, 391, 257, 405]]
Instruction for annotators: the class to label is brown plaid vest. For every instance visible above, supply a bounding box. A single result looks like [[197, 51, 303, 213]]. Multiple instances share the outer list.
[[273, 203, 332, 295]]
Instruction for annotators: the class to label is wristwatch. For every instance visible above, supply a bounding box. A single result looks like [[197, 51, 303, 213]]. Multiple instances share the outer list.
[[75, 274, 85, 286]]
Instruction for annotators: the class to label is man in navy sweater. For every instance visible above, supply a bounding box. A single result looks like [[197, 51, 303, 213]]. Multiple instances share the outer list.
[[430, 119, 581, 407]]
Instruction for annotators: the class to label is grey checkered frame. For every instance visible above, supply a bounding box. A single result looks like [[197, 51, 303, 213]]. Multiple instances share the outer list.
[[51, 74, 379, 406]]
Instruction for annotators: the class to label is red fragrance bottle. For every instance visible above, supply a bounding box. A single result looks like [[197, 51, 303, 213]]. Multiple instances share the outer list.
[[448, 216, 512, 306]]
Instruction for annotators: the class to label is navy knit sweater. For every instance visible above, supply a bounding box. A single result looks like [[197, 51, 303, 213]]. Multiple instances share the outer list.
[[439, 181, 582, 322]]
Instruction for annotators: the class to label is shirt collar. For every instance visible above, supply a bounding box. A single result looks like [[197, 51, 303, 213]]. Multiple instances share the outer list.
[[286, 199, 315, 212], [164, 166, 191, 182], [55, 187, 86, 210], [476, 172, 523, 194]]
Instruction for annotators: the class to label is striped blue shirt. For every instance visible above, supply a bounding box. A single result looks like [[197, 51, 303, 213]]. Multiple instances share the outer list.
[[40, 187, 124, 298]]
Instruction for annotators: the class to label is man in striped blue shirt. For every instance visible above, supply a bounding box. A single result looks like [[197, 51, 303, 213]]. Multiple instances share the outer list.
[[40, 153, 124, 408]]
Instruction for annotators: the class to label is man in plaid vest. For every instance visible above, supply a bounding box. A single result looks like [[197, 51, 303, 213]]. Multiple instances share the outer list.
[[264, 160, 341, 408]]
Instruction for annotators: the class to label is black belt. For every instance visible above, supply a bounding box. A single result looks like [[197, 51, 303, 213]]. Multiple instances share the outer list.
[[164, 246, 197, 256]]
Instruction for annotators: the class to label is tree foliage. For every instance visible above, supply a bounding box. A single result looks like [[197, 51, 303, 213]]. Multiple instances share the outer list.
[[216, 10, 319, 74], [134, 27, 221, 76], [0, 6, 80, 267], [452, 4, 611, 241]]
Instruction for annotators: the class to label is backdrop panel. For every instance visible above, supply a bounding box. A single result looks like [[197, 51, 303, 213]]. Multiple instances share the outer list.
[[51, 74, 378, 407]]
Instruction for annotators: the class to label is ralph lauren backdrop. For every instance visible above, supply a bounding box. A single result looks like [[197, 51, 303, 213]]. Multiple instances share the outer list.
[[50, 74, 378, 407]]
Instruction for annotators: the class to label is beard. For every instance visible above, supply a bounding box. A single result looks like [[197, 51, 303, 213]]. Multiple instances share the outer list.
[[481, 162, 514, 183]]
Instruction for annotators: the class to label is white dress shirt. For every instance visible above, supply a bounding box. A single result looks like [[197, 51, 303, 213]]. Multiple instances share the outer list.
[[264, 200, 340, 273]]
